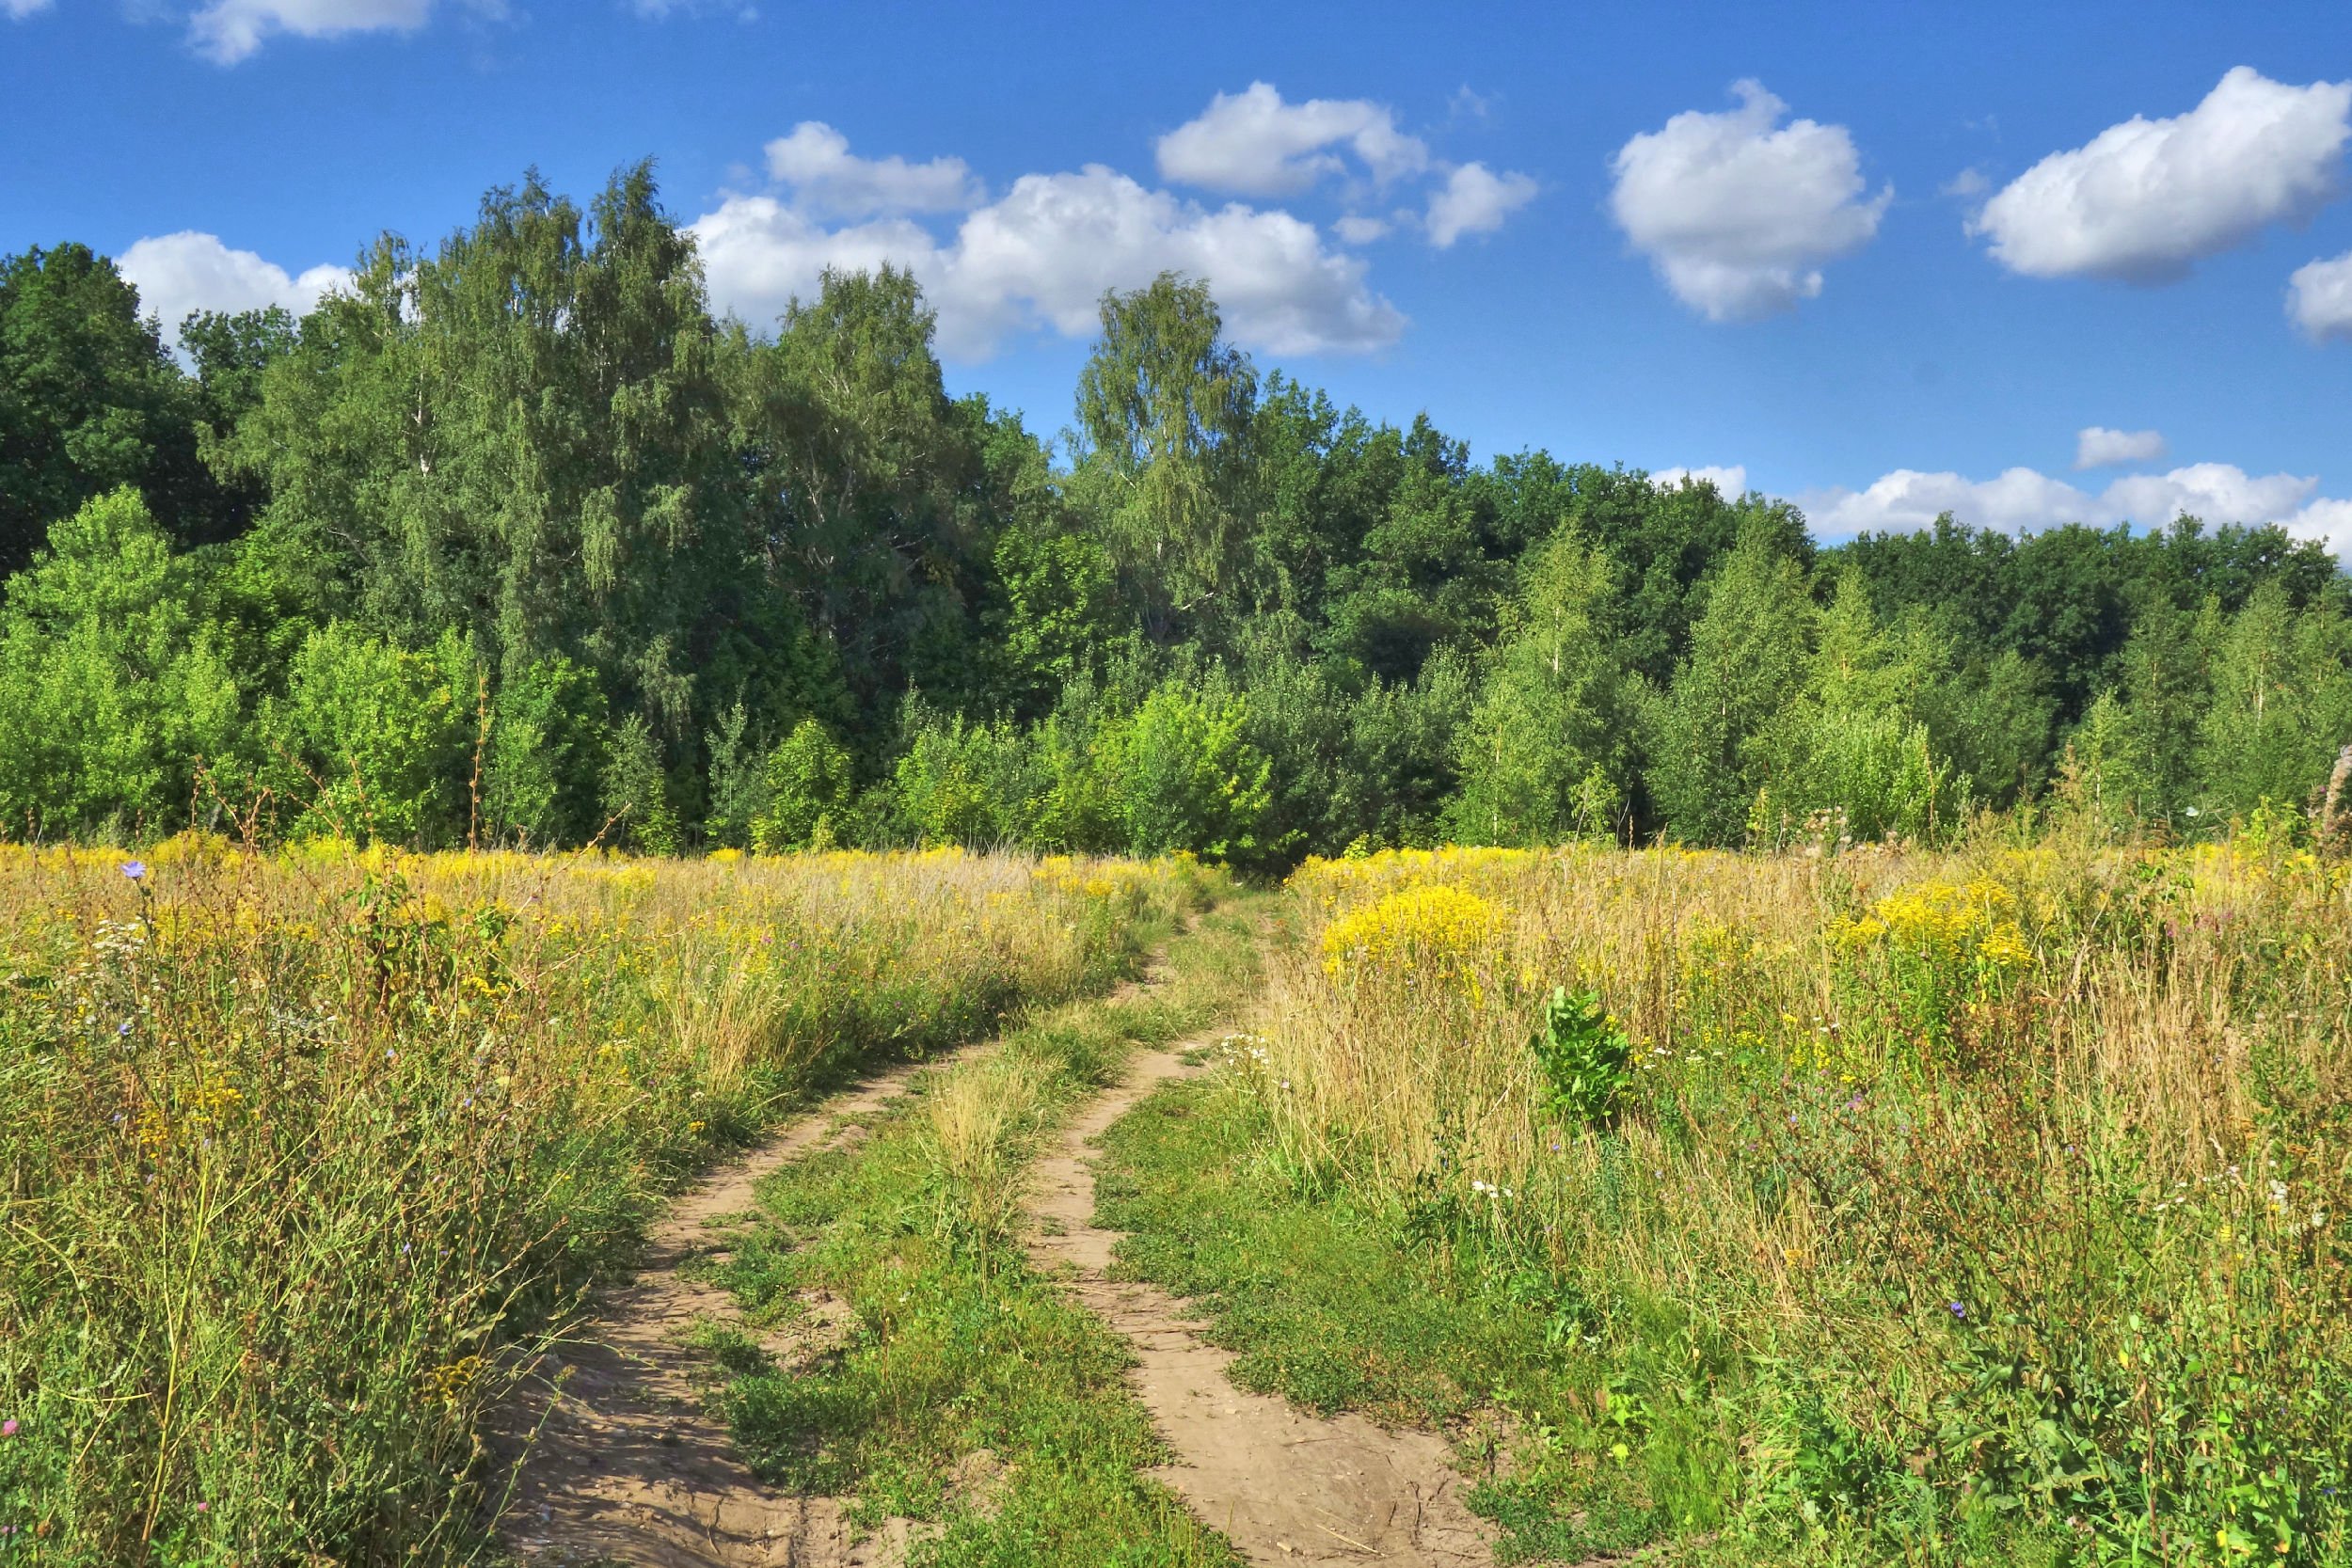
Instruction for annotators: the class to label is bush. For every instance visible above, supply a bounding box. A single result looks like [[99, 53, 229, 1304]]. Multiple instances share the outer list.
[[484, 656, 608, 847], [266, 624, 474, 846], [0, 488, 243, 840], [751, 718, 854, 851], [1110, 676, 1271, 864], [1526, 987, 1630, 1127], [598, 713, 682, 854]]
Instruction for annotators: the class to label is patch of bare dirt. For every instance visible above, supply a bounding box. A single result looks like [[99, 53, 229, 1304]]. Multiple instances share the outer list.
[[1024, 1044, 1499, 1566], [489, 1051, 965, 1567]]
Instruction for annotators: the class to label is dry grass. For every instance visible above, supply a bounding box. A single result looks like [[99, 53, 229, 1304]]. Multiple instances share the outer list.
[[1253, 837, 2352, 1560], [0, 836, 1213, 1563]]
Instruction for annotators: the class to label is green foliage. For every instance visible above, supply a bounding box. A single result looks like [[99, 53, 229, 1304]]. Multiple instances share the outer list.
[[1527, 987, 1632, 1127], [1451, 531, 1636, 845], [0, 489, 242, 839], [889, 706, 1033, 847], [484, 656, 608, 847], [598, 713, 683, 854], [7, 186, 2352, 860], [266, 624, 476, 845], [2193, 582, 2352, 823], [1110, 675, 1272, 864], [989, 522, 1122, 719], [1075, 273, 1257, 641], [753, 717, 854, 851], [1646, 528, 1816, 843], [0, 245, 215, 576]]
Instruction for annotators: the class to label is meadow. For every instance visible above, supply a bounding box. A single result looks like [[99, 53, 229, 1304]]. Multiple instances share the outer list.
[[5, 824, 2346, 1567], [1102, 832, 2352, 1565], [0, 839, 1211, 1563]]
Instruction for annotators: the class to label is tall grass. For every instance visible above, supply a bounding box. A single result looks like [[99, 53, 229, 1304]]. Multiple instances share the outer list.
[[0, 836, 1211, 1563], [1256, 839, 2352, 1563]]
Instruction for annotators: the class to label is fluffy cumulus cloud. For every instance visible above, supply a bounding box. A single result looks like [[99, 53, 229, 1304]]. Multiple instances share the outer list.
[[1970, 67, 2352, 282], [2289, 250, 2352, 340], [1155, 81, 1430, 196], [1653, 464, 1748, 496], [1424, 163, 1537, 248], [691, 149, 1405, 359], [1811, 461, 2352, 555], [187, 0, 439, 62], [117, 231, 353, 346], [2074, 426, 2169, 468], [1610, 80, 1890, 322], [1155, 83, 1535, 249], [762, 122, 981, 218]]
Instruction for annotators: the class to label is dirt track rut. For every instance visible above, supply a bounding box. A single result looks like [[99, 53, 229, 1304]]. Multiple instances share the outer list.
[[491, 1053, 956, 1567], [1025, 1040, 1497, 1566]]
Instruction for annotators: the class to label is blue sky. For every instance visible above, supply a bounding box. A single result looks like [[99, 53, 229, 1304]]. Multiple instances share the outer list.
[[6, 0, 2351, 544]]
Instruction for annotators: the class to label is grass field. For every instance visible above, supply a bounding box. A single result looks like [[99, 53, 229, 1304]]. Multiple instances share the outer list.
[[7, 828, 2347, 1566], [700, 906, 1264, 1567], [0, 838, 1213, 1563], [1098, 837, 2352, 1564]]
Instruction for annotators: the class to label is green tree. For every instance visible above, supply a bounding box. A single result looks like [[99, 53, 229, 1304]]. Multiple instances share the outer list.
[[1450, 531, 1636, 845], [265, 624, 475, 845], [2192, 584, 2352, 823], [484, 656, 609, 847], [600, 713, 683, 854], [1109, 674, 1273, 863], [1645, 528, 1815, 843], [0, 489, 242, 839], [1755, 574, 1961, 844], [0, 245, 211, 577], [753, 718, 856, 850], [226, 166, 741, 762], [1074, 274, 1257, 641], [990, 521, 1123, 721]]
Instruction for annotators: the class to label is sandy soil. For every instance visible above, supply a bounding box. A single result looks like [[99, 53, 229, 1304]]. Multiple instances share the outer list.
[[490, 942, 1502, 1567], [1024, 1041, 1500, 1566], [487, 1052, 961, 1567]]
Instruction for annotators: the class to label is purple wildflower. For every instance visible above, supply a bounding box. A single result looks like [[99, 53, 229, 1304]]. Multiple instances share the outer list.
[[121, 861, 147, 881]]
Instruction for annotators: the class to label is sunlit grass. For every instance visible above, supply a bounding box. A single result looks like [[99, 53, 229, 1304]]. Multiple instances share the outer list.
[[1147, 835, 2352, 1564], [0, 837, 1216, 1563]]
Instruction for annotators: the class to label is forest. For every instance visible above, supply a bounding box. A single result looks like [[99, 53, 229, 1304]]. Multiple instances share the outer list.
[[6, 164, 2347, 865]]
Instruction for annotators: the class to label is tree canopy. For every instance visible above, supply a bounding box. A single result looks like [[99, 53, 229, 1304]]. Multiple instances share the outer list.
[[4, 166, 2345, 858]]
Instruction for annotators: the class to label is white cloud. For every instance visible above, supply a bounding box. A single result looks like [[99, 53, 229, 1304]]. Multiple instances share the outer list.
[[1942, 166, 1991, 199], [2289, 250, 2352, 340], [1155, 81, 1429, 196], [692, 160, 1405, 359], [630, 0, 756, 16], [2074, 426, 2169, 468], [117, 231, 353, 346], [1970, 67, 2352, 282], [188, 0, 442, 61], [1332, 214, 1391, 245], [1811, 460, 2352, 554], [691, 196, 955, 326], [1653, 464, 1748, 496], [762, 122, 981, 218], [1423, 162, 1536, 247], [5, 0, 55, 20], [1610, 80, 1890, 322]]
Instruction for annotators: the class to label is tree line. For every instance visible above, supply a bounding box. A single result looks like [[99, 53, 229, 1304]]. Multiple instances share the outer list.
[[4, 165, 2346, 865]]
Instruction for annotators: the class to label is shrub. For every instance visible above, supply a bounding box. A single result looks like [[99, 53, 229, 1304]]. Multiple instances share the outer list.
[[751, 717, 853, 851], [266, 624, 475, 846], [598, 713, 682, 854], [1526, 987, 1631, 1128], [1111, 677, 1271, 864]]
